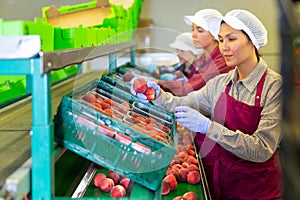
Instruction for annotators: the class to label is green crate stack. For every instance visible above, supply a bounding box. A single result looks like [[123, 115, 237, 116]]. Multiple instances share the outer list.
[[58, 3, 97, 15], [0, 76, 26, 105], [86, 27, 98, 47], [64, 65, 79, 77], [1, 18, 54, 51], [110, 4, 125, 18], [54, 25, 88, 50], [95, 27, 107, 45]]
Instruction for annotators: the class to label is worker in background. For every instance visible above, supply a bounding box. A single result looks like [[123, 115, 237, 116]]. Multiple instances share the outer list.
[[147, 32, 202, 81], [131, 9, 283, 200], [157, 8, 233, 96]]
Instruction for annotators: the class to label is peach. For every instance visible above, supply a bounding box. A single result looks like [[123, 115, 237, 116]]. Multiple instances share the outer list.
[[93, 173, 106, 187], [170, 159, 180, 167], [119, 177, 130, 189], [176, 144, 183, 153], [161, 180, 170, 195], [178, 152, 189, 160], [178, 168, 189, 182], [171, 163, 183, 171], [83, 93, 96, 103], [166, 169, 179, 179], [119, 102, 130, 114], [133, 78, 147, 93], [104, 98, 113, 105], [163, 174, 178, 190], [107, 171, 120, 184], [94, 102, 102, 110], [123, 72, 134, 82], [188, 164, 199, 172], [159, 125, 169, 133], [143, 87, 155, 100], [186, 149, 196, 156], [99, 178, 115, 192], [183, 191, 198, 200], [181, 161, 190, 169], [187, 156, 198, 165], [110, 185, 126, 198], [185, 144, 195, 151], [187, 171, 201, 185]]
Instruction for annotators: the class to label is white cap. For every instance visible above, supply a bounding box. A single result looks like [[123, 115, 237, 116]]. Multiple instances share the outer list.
[[220, 9, 268, 49], [184, 9, 223, 40], [169, 32, 202, 55]]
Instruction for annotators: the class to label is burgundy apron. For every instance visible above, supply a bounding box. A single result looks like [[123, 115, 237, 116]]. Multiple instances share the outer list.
[[194, 131, 220, 199], [211, 70, 283, 200]]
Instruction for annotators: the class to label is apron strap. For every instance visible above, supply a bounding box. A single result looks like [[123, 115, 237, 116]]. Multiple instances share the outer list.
[[225, 69, 268, 106], [254, 69, 268, 106]]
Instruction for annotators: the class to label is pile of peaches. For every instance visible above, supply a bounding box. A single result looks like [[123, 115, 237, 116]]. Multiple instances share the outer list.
[[93, 169, 131, 198], [81, 92, 172, 146], [161, 125, 201, 200]]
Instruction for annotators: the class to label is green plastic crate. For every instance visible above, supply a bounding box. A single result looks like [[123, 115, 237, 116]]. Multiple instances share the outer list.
[[50, 69, 68, 83], [0, 78, 26, 104], [64, 65, 79, 77], [1, 19, 54, 51], [54, 26, 88, 50], [51, 65, 79, 83], [54, 79, 177, 191], [86, 27, 98, 46]]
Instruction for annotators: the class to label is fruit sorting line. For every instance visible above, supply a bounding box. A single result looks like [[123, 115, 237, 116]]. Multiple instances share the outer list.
[[0, 39, 210, 199]]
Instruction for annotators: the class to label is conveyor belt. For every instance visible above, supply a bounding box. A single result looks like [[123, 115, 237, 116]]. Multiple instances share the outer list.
[[0, 70, 104, 187]]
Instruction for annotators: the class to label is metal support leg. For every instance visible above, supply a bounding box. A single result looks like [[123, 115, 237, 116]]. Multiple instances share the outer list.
[[130, 46, 135, 66], [26, 75, 32, 94], [31, 56, 54, 200], [109, 53, 117, 71]]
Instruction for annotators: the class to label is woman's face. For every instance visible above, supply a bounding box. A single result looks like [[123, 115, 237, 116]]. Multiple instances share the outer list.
[[191, 23, 214, 49], [218, 23, 255, 67]]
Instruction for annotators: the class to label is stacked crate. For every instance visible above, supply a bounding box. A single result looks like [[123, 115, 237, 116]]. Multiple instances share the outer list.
[[54, 78, 178, 193], [0, 0, 142, 106]]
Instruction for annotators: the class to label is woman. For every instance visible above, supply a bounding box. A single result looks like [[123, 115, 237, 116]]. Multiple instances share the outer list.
[[148, 32, 202, 81], [158, 8, 232, 96], [132, 9, 283, 200]]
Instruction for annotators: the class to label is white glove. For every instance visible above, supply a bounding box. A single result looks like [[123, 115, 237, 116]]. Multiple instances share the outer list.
[[130, 78, 161, 103], [174, 106, 211, 133], [176, 76, 188, 82], [159, 73, 176, 81], [147, 63, 158, 74]]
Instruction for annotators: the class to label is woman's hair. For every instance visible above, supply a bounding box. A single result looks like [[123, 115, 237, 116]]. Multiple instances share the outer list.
[[241, 30, 261, 61]]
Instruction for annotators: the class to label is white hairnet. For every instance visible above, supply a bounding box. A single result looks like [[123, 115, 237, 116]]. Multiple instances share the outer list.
[[169, 32, 202, 55], [221, 9, 268, 49], [184, 9, 223, 41]]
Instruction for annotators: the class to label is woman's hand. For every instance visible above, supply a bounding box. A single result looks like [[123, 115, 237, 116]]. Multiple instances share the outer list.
[[174, 106, 211, 133], [130, 78, 161, 103]]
